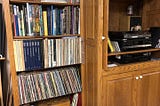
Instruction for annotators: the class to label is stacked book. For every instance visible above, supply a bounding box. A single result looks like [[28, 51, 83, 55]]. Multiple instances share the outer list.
[[18, 66, 82, 105]]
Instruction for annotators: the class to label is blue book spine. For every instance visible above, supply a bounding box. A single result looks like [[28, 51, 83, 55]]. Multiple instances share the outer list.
[[52, 7, 56, 35], [31, 40, 36, 69], [50, 5, 53, 35], [60, 9, 63, 35], [36, 40, 40, 69], [13, 5, 19, 36], [14, 15, 20, 36], [28, 40, 32, 70], [56, 9, 60, 35], [40, 40, 43, 68], [71, 6, 74, 34], [47, 6, 51, 35], [39, 5, 44, 36], [37, 40, 43, 69], [34, 40, 38, 69]]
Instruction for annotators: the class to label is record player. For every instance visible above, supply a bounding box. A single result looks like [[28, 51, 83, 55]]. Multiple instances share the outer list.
[[109, 31, 152, 51], [109, 31, 152, 64]]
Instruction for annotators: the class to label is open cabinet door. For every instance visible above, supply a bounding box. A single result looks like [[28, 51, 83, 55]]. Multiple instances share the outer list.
[[83, 0, 104, 105]]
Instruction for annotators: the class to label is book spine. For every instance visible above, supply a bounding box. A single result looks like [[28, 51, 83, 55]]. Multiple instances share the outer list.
[[26, 3, 32, 36], [20, 10, 25, 36], [52, 7, 56, 35], [23, 40, 28, 70], [16, 6, 22, 36], [50, 71, 58, 96], [43, 39, 49, 68], [13, 5, 19, 36], [107, 37, 115, 52], [39, 5, 44, 36], [43, 11, 48, 36], [47, 6, 51, 35]]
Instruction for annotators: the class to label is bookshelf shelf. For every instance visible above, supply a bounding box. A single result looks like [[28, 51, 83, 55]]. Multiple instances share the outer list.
[[19, 91, 81, 106], [16, 63, 81, 73], [108, 48, 160, 56], [10, 0, 80, 6], [13, 34, 80, 40], [20, 96, 71, 106]]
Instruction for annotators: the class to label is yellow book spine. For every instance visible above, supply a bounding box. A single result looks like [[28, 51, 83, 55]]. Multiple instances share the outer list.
[[42, 11, 48, 36], [107, 37, 115, 52]]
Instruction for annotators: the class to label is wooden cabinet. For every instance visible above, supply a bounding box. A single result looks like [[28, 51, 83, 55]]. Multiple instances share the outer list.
[[82, 0, 160, 105], [103, 68, 160, 106], [136, 69, 160, 106], [103, 72, 135, 106]]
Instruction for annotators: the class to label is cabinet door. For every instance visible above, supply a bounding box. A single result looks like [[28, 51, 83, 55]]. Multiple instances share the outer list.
[[137, 69, 160, 106], [103, 72, 135, 106]]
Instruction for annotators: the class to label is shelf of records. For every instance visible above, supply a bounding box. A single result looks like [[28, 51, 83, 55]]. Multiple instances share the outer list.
[[18, 66, 82, 105], [13, 36, 82, 72], [10, 3, 80, 37]]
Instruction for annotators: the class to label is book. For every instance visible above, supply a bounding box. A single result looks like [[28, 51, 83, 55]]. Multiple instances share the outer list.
[[71, 93, 78, 106], [111, 41, 121, 52], [107, 37, 115, 52], [42, 11, 48, 36], [26, 3, 32, 36]]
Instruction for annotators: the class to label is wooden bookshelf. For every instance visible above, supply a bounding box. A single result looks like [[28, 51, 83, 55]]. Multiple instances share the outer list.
[[2, 0, 84, 105]]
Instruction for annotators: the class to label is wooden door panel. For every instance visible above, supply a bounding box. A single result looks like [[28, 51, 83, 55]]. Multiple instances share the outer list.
[[137, 70, 160, 106], [103, 72, 135, 106]]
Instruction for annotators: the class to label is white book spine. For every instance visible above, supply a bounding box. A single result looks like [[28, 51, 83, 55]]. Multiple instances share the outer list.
[[26, 3, 32, 36]]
